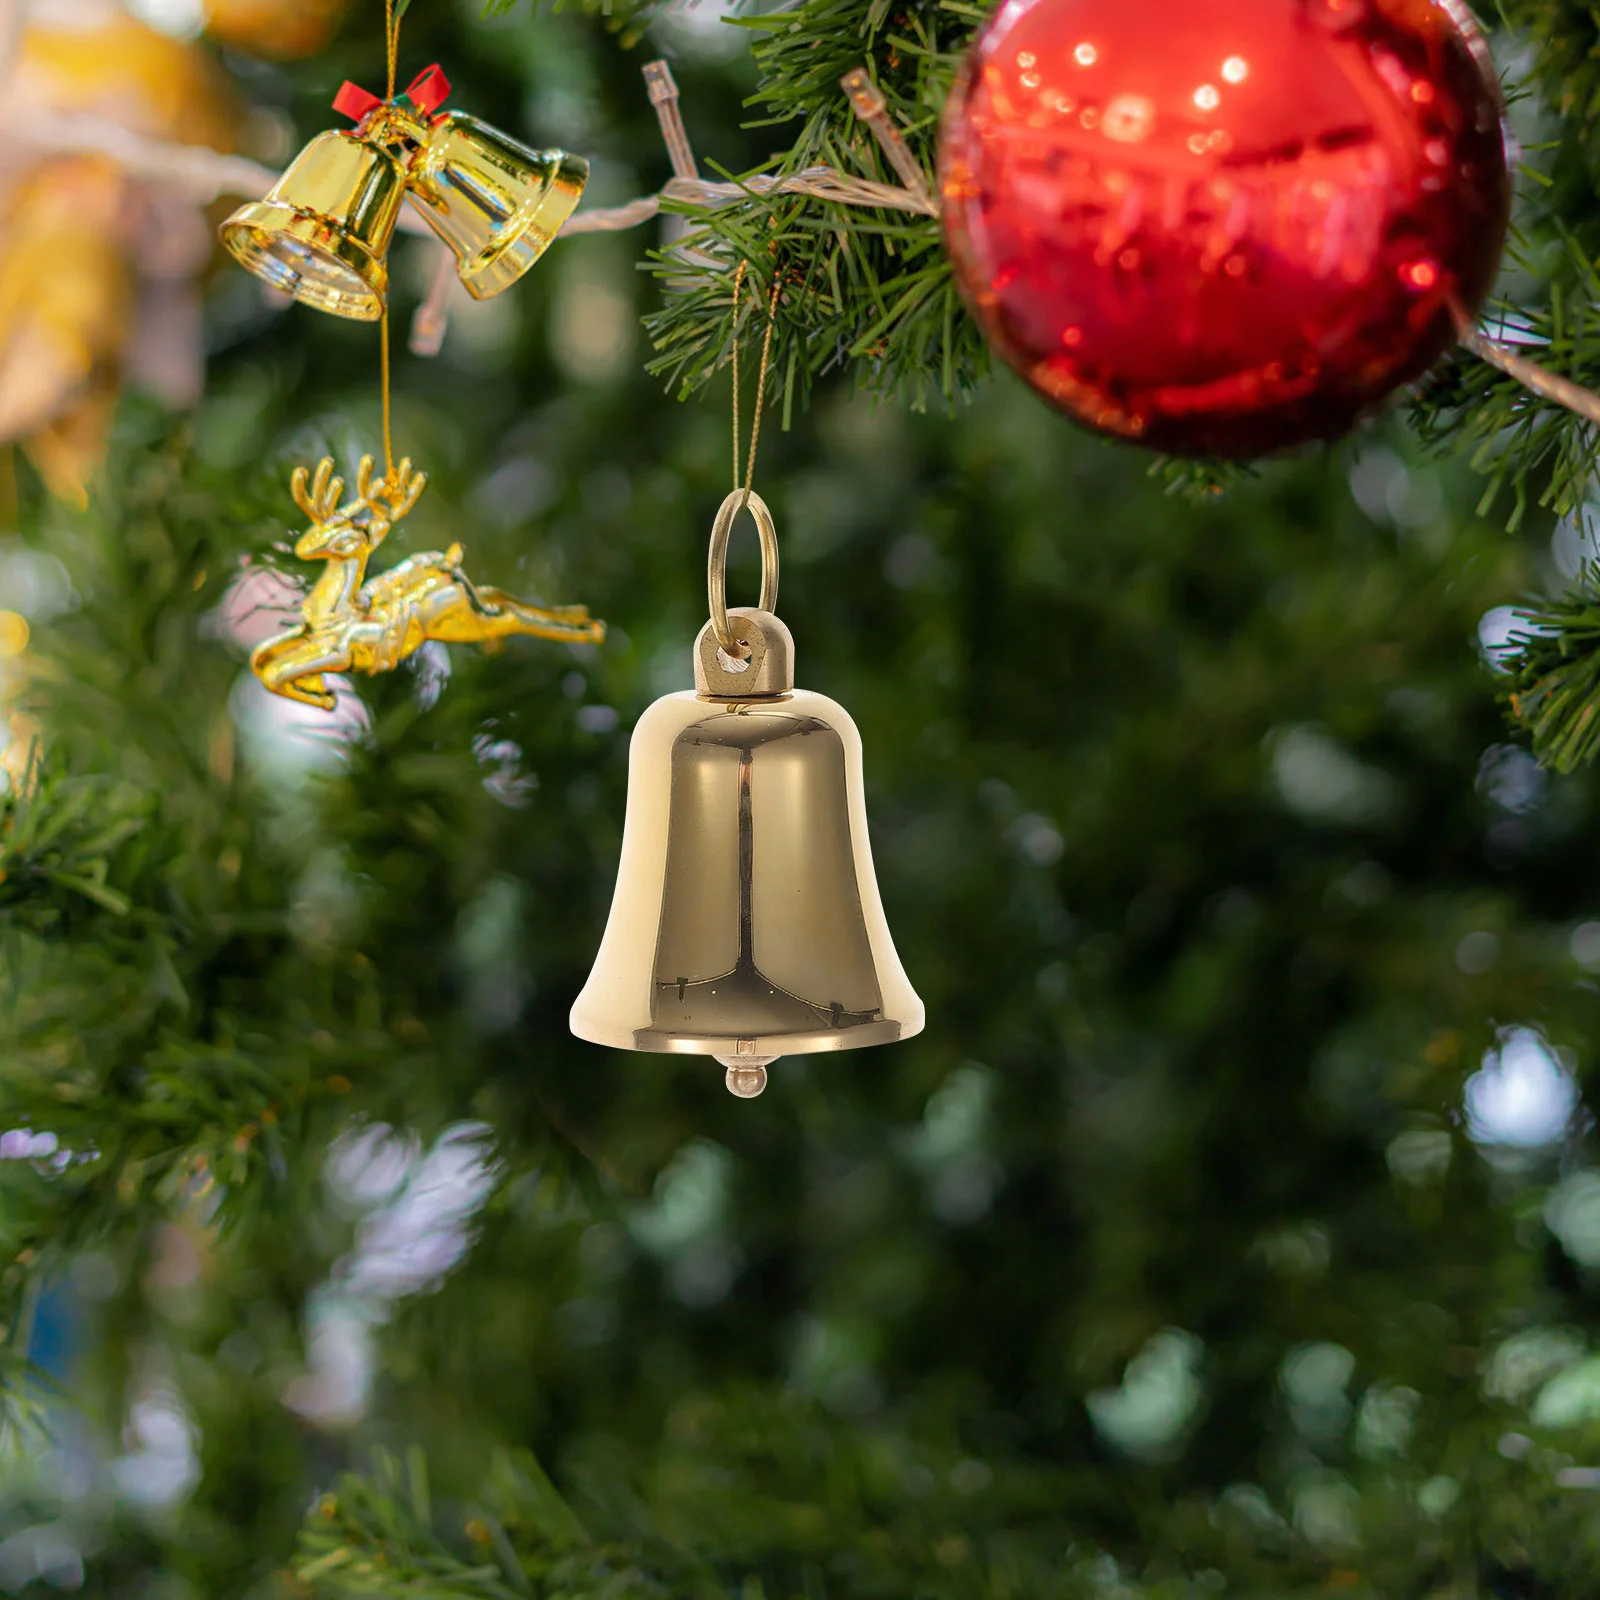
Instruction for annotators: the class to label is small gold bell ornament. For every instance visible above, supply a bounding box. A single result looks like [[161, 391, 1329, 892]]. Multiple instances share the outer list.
[[570, 491, 924, 1100], [220, 65, 586, 319]]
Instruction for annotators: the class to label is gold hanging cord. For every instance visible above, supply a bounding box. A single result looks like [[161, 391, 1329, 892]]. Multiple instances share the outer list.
[[730, 259, 779, 500], [377, 0, 403, 480], [710, 261, 782, 654]]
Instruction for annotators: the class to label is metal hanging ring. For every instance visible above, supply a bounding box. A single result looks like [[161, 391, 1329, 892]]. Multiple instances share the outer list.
[[708, 488, 779, 653]]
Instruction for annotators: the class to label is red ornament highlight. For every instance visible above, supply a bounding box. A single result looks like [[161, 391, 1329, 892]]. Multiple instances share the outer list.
[[939, 0, 1511, 458]]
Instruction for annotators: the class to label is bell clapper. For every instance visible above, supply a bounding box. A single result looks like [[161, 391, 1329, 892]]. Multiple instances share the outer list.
[[718, 1056, 778, 1098]]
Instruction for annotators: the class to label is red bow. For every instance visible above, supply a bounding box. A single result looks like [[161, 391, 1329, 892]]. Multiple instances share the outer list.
[[333, 64, 451, 124]]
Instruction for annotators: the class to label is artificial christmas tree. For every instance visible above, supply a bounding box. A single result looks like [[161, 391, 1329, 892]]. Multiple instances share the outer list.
[[10, 1, 1600, 1597]]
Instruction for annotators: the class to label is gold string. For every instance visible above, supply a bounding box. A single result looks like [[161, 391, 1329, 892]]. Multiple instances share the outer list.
[[730, 259, 780, 501], [378, 0, 400, 479], [381, 312, 394, 481], [384, 0, 398, 100]]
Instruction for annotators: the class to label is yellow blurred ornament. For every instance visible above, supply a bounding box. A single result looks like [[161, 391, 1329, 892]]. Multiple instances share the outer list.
[[0, 162, 130, 505], [251, 455, 604, 710], [0, 607, 38, 795], [0, 4, 235, 503], [202, 0, 351, 60], [11, 8, 234, 150]]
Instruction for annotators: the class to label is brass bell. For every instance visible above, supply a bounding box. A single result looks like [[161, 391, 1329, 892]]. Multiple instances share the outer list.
[[570, 492, 923, 1098], [220, 128, 405, 320], [405, 111, 587, 300]]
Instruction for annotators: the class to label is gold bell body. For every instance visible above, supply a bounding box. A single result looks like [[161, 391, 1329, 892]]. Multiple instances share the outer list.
[[220, 128, 404, 319], [406, 111, 587, 300], [571, 588, 924, 1099]]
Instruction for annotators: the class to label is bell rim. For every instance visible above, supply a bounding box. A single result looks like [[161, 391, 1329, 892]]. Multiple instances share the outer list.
[[452, 149, 589, 301], [568, 1011, 926, 1057], [220, 201, 387, 321]]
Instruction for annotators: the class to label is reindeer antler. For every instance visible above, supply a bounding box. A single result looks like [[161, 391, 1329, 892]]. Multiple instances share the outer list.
[[287, 453, 428, 551], [290, 456, 345, 526], [375, 457, 428, 522]]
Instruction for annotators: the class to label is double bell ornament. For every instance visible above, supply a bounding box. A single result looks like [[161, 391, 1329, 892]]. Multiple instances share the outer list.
[[570, 492, 924, 1099], [220, 66, 587, 319]]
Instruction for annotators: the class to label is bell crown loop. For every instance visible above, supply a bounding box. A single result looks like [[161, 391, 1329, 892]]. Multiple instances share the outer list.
[[708, 488, 779, 655], [695, 608, 794, 698], [357, 99, 432, 149]]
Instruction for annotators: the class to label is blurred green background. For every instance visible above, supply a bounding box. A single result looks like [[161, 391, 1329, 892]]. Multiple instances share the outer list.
[[7, 2, 1600, 1596]]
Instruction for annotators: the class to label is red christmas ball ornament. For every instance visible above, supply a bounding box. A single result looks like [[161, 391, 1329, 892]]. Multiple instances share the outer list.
[[939, 0, 1510, 457]]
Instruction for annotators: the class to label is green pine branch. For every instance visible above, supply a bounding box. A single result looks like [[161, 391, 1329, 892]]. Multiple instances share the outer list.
[[1, 439, 401, 1435], [0, 739, 339, 1438], [293, 1449, 682, 1598], [1410, 231, 1600, 531], [1501, 565, 1600, 771], [644, 0, 982, 416], [1496, 0, 1600, 199], [294, 1392, 1600, 1600], [1, 415, 626, 1445]]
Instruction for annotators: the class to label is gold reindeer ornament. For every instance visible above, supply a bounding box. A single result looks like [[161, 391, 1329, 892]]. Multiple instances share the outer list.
[[252, 455, 604, 710]]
